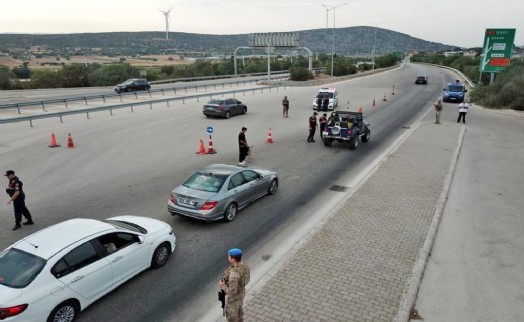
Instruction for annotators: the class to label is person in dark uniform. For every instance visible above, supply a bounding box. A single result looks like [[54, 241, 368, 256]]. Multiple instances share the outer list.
[[307, 112, 318, 142], [316, 94, 323, 110], [5, 170, 33, 231], [319, 113, 328, 140], [238, 127, 249, 166], [322, 94, 329, 111]]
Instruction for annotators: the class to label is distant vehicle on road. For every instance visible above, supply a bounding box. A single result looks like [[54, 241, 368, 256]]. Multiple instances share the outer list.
[[443, 80, 467, 103], [322, 111, 371, 150], [114, 78, 151, 93], [203, 98, 247, 119], [168, 164, 278, 222], [0, 216, 175, 322], [415, 75, 428, 84], [313, 87, 339, 110]]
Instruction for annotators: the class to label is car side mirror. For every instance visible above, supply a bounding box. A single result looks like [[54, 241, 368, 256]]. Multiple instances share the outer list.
[[443, 88, 446, 91], [465, 89, 468, 92], [137, 236, 145, 244]]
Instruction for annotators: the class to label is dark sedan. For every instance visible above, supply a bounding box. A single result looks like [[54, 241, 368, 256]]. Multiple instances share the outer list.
[[167, 164, 278, 222], [114, 79, 151, 93], [203, 98, 247, 119], [415, 75, 428, 85]]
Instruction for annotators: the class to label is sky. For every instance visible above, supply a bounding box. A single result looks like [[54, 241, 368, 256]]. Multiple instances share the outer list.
[[1, 0, 523, 48]]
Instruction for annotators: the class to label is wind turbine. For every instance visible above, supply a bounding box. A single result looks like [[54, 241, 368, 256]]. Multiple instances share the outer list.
[[159, 7, 174, 40]]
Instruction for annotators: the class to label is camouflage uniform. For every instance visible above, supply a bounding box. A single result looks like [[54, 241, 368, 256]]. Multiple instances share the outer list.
[[222, 262, 250, 322]]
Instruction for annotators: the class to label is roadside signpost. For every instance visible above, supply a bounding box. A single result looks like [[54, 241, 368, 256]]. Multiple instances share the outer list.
[[479, 28, 517, 84]]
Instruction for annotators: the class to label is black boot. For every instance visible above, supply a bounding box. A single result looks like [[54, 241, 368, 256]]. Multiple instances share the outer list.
[[23, 220, 34, 225], [12, 224, 21, 231]]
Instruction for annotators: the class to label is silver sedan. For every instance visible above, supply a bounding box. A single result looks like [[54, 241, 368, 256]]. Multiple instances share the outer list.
[[167, 164, 279, 222]]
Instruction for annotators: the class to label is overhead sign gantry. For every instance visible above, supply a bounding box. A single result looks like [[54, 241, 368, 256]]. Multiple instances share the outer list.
[[234, 32, 312, 78]]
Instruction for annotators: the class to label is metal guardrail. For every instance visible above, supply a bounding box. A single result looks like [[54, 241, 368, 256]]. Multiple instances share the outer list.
[[150, 70, 290, 85], [418, 63, 476, 88], [0, 84, 289, 127], [0, 75, 289, 113]]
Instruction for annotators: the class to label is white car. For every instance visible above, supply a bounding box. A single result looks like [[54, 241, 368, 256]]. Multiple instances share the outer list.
[[313, 87, 339, 110], [0, 215, 176, 322]]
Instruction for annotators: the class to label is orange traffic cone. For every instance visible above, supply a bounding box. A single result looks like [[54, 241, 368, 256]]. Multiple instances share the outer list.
[[66, 133, 75, 148], [372, 98, 376, 107], [266, 128, 274, 143], [358, 105, 363, 113], [196, 139, 206, 155], [207, 135, 217, 154], [48, 132, 60, 148], [382, 93, 387, 102]]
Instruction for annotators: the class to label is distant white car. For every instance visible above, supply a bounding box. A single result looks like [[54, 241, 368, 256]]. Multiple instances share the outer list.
[[313, 87, 339, 110], [0, 216, 176, 322]]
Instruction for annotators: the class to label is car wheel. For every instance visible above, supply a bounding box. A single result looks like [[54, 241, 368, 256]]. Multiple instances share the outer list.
[[224, 203, 237, 222], [225, 111, 230, 119], [323, 139, 333, 146], [151, 242, 171, 268], [268, 179, 278, 195], [47, 300, 79, 322], [242, 107, 247, 114], [350, 137, 359, 150], [362, 130, 371, 143]]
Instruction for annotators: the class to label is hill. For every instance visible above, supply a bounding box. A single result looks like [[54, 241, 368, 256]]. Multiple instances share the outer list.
[[0, 26, 455, 57]]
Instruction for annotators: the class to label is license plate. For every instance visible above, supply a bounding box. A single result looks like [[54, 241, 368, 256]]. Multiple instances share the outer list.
[[180, 198, 195, 206]]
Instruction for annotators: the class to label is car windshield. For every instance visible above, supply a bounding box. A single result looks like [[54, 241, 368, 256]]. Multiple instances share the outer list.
[[417, 76, 426, 80], [448, 85, 464, 92], [123, 79, 135, 85], [105, 220, 147, 234], [0, 248, 46, 288], [208, 100, 225, 105], [320, 92, 334, 98], [183, 172, 228, 193]]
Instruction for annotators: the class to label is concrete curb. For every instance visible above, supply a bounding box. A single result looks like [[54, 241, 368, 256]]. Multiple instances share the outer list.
[[393, 125, 467, 322]]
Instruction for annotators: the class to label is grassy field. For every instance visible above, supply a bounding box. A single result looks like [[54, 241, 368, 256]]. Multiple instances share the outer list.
[[0, 54, 193, 69]]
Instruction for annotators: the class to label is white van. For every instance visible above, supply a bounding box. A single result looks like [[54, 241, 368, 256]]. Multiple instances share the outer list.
[[313, 88, 338, 110]]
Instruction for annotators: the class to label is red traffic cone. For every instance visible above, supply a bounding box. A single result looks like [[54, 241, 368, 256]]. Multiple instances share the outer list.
[[372, 98, 376, 107], [382, 93, 387, 102], [266, 128, 274, 143], [48, 132, 60, 148], [358, 105, 363, 113], [66, 133, 75, 148], [391, 85, 396, 95], [207, 135, 217, 154], [196, 139, 207, 155]]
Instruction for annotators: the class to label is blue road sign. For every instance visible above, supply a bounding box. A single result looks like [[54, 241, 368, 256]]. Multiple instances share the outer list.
[[206, 126, 214, 134]]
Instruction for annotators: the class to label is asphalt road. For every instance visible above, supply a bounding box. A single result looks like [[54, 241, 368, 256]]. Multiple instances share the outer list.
[[0, 63, 456, 322]]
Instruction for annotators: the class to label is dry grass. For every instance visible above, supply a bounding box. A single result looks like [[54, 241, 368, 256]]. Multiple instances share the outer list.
[[0, 54, 192, 69]]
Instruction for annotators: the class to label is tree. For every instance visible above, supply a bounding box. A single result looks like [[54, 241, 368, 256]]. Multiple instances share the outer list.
[[0, 65, 13, 89], [62, 63, 89, 87], [290, 67, 313, 81], [12, 63, 32, 79], [30, 70, 63, 88]]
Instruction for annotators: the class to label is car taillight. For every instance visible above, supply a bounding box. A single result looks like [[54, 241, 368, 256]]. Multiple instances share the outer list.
[[200, 201, 218, 210], [0, 304, 28, 319], [170, 194, 175, 203]]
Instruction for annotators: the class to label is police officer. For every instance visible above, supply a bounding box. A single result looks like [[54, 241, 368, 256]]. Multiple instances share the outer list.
[[319, 113, 328, 140], [219, 248, 251, 322], [5, 170, 33, 231], [307, 112, 318, 142]]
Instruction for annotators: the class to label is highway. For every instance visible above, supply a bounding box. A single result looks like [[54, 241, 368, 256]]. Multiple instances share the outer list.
[[0, 63, 454, 321]]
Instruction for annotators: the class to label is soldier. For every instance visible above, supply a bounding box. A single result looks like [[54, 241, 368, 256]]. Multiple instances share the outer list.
[[282, 96, 290, 118], [219, 248, 251, 322], [5, 170, 34, 231], [433, 100, 443, 124], [322, 93, 329, 111]]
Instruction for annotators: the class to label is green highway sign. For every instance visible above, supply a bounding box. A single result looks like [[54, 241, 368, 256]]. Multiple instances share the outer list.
[[480, 28, 516, 73]]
